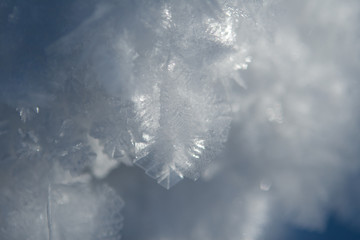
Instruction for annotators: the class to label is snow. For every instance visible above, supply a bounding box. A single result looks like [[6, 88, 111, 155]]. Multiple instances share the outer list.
[[1, 0, 360, 239]]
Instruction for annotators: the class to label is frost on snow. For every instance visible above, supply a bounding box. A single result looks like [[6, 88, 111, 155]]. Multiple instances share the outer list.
[[127, 1, 236, 188], [43, 0, 236, 188], [131, 61, 231, 188], [0, 103, 124, 239], [0, 0, 241, 238], [3, 0, 359, 239]]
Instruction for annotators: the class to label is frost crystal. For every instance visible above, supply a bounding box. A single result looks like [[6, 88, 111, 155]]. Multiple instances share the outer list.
[[131, 63, 231, 188], [129, 2, 233, 188]]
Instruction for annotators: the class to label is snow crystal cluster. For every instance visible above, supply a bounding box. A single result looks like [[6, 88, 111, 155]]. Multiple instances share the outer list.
[[41, 0, 238, 188], [1, 0, 360, 240], [0, 0, 242, 238]]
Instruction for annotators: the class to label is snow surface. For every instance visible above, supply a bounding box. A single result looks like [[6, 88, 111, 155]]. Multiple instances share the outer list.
[[1, 0, 360, 239]]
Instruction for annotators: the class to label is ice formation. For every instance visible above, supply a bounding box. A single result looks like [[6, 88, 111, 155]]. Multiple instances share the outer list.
[[0, 102, 124, 240], [130, 13, 233, 187], [2, 0, 360, 240], [1, 178, 124, 240], [131, 63, 231, 188], [124, 1, 261, 188], [126, 1, 255, 188], [43, 0, 236, 188]]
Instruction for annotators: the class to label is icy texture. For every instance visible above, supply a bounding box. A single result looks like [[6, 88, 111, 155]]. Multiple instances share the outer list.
[[128, 2, 233, 188], [42, 0, 234, 188], [0, 159, 49, 240], [2, 0, 360, 239], [44, 5, 138, 176], [88, 98, 135, 170], [132, 62, 231, 189], [48, 183, 124, 240], [0, 165, 124, 240], [0, 106, 124, 240]]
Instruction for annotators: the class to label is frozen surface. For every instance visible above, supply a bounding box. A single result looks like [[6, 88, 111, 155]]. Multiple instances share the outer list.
[[43, 0, 234, 187], [48, 183, 124, 240], [1, 0, 360, 240], [0, 106, 124, 240], [0, 160, 124, 240], [131, 59, 231, 188], [128, 1, 234, 188]]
